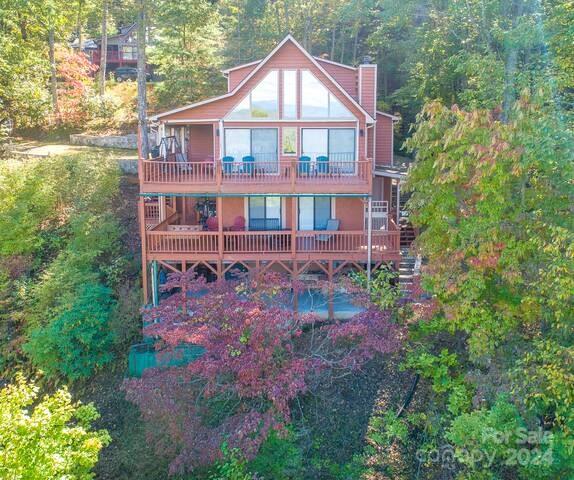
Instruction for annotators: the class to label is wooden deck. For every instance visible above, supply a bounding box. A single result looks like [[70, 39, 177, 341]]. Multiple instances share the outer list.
[[146, 228, 400, 262], [140, 158, 372, 194]]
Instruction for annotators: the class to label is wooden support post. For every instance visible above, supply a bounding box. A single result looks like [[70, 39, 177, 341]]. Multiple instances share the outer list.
[[217, 196, 223, 278], [138, 197, 149, 304], [367, 196, 373, 290], [151, 260, 159, 306], [159, 195, 166, 222], [292, 261, 299, 316], [291, 197, 297, 258], [328, 260, 334, 320]]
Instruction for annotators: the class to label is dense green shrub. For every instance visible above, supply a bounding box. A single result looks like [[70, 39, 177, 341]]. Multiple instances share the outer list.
[[24, 283, 116, 380], [248, 430, 303, 479], [0, 153, 133, 380]]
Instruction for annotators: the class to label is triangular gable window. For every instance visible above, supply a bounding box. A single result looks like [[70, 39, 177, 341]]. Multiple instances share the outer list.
[[228, 70, 279, 119], [301, 70, 353, 119]]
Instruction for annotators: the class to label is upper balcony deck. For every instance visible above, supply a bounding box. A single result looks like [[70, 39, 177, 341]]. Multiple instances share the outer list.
[[140, 156, 372, 194]]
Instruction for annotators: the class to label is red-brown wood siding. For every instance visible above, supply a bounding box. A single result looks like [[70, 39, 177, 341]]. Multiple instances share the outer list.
[[315, 59, 358, 99], [335, 197, 364, 230], [187, 125, 214, 162], [359, 65, 376, 117], [160, 41, 366, 123], [366, 125, 374, 160], [228, 64, 259, 91], [375, 113, 393, 166]]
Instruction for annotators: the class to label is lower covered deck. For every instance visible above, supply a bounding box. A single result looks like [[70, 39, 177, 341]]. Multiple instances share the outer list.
[[140, 193, 401, 303]]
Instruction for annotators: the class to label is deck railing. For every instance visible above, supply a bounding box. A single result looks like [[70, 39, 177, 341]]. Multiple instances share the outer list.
[[224, 231, 292, 253], [147, 231, 219, 254], [142, 159, 216, 184], [141, 157, 371, 188], [221, 160, 291, 184], [146, 229, 399, 256]]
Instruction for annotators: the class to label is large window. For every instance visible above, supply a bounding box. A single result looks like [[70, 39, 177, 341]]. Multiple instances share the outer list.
[[301, 128, 355, 171], [249, 197, 282, 230], [283, 70, 297, 119], [228, 71, 279, 119], [224, 128, 278, 170], [122, 45, 137, 60], [298, 197, 332, 230], [301, 70, 353, 119]]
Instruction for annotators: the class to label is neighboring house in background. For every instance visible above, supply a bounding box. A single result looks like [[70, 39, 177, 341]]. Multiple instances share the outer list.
[[72, 23, 143, 74], [139, 34, 408, 305]]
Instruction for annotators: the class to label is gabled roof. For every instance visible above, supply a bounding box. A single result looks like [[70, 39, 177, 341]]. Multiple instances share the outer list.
[[221, 59, 262, 74], [314, 57, 357, 71], [152, 35, 375, 123], [222, 56, 358, 74], [376, 110, 400, 122]]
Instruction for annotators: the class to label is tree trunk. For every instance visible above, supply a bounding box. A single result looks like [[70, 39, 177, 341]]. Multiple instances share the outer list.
[[330, 27, 336, 60], [48, 27, 58, 120], [77, 0, 84, 51], [502, 0, 530, 122], [99, 0, 108, 96], [137, 0, 149, 160], [352, 23, 359, 64]]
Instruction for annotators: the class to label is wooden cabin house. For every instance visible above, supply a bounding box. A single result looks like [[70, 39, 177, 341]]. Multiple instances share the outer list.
[[139, 35, 407, 304]]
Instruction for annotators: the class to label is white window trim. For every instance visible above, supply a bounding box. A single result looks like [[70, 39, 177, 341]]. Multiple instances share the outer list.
[[297, 196, 335, 230], [225, 69, 280, 121], [282, 69, 298, 120], [300, 69, 357, 121], [299, 126, 359, 174], [244, 196, 285, 230], [281, 126, 297, 156]]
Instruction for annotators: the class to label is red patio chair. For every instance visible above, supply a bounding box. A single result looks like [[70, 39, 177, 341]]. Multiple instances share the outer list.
[[206, 216, 219, 231], [229, 216, 246, 231]]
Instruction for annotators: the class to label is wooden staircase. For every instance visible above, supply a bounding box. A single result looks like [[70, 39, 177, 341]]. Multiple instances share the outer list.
[[399, 219, 417, 250]]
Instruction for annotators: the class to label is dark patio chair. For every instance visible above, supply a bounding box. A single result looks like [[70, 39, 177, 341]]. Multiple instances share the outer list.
[[316, 155, 329, 174], [298, 156, 311, 175], [222, 156, 234, 174], [242, 155, 255, 175], [316, 219, 340, 242]]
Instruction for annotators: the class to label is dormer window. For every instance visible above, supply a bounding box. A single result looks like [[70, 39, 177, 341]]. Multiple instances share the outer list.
[[228, 70, 279, 119], [301, 70, 353, 119]]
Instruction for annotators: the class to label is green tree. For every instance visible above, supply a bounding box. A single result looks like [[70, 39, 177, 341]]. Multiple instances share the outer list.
[[150, 0, 225, 108], [24, 283, 116, 380], [399, 90, 574, 478], [0, 374, 110, 479]]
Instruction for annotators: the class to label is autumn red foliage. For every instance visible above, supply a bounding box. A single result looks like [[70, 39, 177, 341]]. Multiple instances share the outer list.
[[123, 272, 403, 474], [55, 48, 98, 127]]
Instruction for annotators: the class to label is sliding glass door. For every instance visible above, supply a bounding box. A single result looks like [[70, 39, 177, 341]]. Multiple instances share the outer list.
[[301, 128, 355, 173], [224, 128, 278, 172], [298, 197, 332, 230], [248, 197, 282, 230]]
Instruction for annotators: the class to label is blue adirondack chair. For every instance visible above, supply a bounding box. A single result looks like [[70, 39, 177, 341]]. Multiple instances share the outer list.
[[222, 156, 234, 174], [316, 155, 329, 174], [242, 155, 255, 175], [298, 155, 311, 175]]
